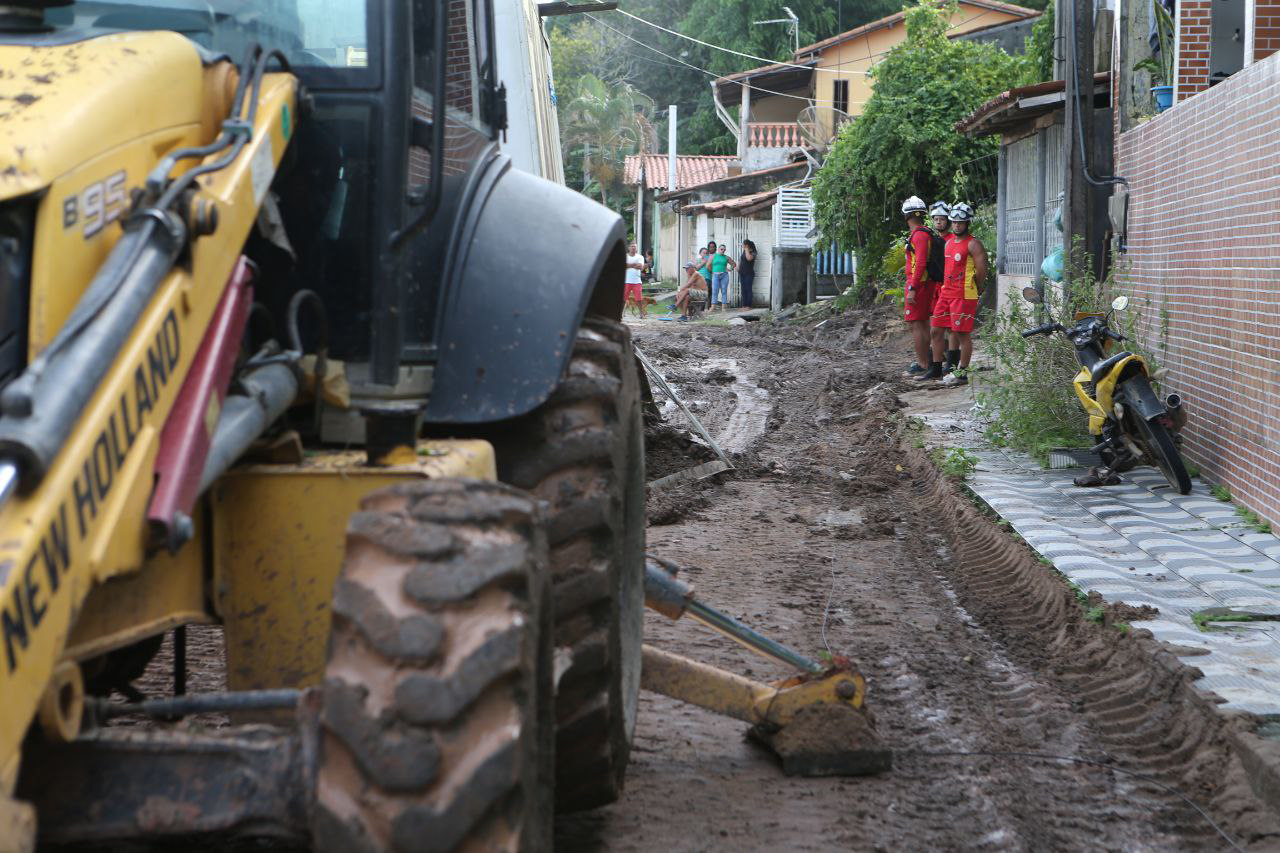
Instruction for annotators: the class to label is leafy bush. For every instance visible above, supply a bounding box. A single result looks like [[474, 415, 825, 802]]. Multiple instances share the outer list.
[[813, 0, 1027, 256]]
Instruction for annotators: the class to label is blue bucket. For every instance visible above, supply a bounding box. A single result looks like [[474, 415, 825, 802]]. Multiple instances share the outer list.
[[1152, 85, 1173, 112]]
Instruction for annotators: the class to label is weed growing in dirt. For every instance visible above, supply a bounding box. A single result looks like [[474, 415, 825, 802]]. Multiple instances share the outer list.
[[974, 252, 1163, 465], [1235, 505, 1273, 534], [1192, 611, 1268, 631], [1067, 582, 1089, 606], [1211, 484, 1232, 502], [1115, 622, 1130, 635], [931, 447, 978, 480], [1086, 607, 1105, 624]]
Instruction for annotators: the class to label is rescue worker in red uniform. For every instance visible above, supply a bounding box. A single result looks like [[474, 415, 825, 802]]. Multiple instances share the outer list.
[[930, 202, 988, 386], [901, 196, 940, 377], [929, 201, 961, 374]]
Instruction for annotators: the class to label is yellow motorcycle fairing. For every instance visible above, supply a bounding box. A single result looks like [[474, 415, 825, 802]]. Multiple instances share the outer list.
[[1073, 353, 1150, 435]]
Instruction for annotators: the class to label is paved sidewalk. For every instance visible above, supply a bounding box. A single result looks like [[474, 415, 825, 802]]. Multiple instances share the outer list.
[[903, 385, 1280, 717]]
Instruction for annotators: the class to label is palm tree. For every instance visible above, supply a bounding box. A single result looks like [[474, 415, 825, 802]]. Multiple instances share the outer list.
[[563, 74, 656, 209]]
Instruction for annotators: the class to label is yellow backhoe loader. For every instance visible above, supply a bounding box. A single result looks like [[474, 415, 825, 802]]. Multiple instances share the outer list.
[[0, 2, 878, 850], [0, 1, 642, 848]]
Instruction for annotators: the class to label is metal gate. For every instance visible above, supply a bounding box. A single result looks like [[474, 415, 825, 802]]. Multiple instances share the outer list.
[[729, 216, 749, 306]]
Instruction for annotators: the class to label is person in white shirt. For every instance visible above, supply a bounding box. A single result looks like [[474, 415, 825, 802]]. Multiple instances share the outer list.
[[624, 242, 646, 318]]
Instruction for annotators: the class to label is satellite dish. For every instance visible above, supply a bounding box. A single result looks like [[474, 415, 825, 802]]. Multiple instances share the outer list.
[[797, 105, 854, 152]]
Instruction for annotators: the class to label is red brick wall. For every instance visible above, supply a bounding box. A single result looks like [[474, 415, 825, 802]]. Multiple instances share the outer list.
[[1256, 0, 1280, 61], [1177, 0, 1213, 99], [1117, 52, 1280, 523]]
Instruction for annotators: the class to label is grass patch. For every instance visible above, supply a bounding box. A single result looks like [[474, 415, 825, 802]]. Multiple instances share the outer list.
[[1085, 606, 1105, 624], [1235, 505, 1273, 534], [1210, 484, 1232, 502], [930, 446, 979, 481], [1185, 461, 1201, 479], [1192, 611, 1269, 631]]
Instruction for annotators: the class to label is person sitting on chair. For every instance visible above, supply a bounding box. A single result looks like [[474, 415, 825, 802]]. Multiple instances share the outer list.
[[675, 261, 707, 321]]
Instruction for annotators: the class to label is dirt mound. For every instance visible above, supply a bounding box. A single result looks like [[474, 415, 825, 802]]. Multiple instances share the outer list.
[[645, 423, 716, 482]]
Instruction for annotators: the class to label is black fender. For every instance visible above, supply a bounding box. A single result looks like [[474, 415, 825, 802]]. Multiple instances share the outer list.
[[1119, 375, 1166, 421], [424, 157, 626, 424]]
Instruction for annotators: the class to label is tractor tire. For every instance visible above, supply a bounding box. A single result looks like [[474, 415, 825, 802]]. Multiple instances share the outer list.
[[473, 316, 645, 813], [312, 479, 554, 853]]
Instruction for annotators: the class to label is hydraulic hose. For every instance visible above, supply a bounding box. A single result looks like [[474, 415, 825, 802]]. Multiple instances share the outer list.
[[197, 360, 300, 494], [0, 211, 187, 486]]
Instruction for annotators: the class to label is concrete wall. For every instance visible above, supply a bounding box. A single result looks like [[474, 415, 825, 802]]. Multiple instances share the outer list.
[[1116, 49, 1280, 523], [747, 92, 804, 123], [742, 147, 797, 172], [770, 248, 811, 310]]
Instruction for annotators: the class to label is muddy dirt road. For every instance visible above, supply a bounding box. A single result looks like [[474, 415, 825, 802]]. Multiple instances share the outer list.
[[557, 310, 1280, 851]]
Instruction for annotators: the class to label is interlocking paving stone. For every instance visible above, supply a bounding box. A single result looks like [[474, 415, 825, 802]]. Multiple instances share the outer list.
[[902, 387, 1280, 715]]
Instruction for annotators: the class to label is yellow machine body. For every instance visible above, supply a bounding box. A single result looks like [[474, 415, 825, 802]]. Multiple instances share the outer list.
[[640, 645, 866, 726], [1073, 353, 1149, 436], [211, 443, 496, 694], [0, 33, 240, 355], [0, 32, 297, 798]]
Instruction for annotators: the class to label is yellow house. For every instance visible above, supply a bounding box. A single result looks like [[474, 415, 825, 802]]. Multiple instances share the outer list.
[[800, 0, 1039, 121], [713, 0, 1039, 167]]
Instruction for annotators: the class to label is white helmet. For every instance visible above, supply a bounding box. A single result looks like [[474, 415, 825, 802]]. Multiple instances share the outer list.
[[901, 196, 927, 216], [929, 201, 950, 217], [949, 202, 975, 222]]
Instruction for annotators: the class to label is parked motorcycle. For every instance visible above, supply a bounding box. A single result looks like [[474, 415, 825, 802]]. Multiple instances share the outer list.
[[1020, 287, 1191, 494]]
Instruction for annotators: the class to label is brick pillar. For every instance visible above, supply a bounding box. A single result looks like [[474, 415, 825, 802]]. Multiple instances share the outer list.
[[1256, 0, 1280, 61], [1178, 0, 1212, 99]]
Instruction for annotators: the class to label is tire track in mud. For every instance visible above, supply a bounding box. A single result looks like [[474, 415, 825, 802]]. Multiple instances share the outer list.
[[590, 314, 1280, 852], [903, 444, 1278, 847]]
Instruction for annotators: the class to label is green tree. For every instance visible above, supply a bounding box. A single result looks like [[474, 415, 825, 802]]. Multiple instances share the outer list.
[[562, 73, 656, 209], [812, 0, 1026, 263], [1021, 2, 1055, 85]]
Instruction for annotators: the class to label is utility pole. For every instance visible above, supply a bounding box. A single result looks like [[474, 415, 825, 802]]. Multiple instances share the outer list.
[[668, 104, 679, 274], [1063, 0, 1099, 282]]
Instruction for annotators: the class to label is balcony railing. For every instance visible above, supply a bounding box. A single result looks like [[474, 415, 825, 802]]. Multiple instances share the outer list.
[[748, 122, 802, 149]]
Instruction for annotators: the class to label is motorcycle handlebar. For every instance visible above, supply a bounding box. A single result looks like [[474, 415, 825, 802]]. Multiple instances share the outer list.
[[1105, 328, 1126, 342], [1021, 323, 1060, 338]]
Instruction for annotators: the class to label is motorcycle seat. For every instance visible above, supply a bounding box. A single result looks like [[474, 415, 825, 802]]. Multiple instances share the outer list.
[[1090, 351, 1135, 384]]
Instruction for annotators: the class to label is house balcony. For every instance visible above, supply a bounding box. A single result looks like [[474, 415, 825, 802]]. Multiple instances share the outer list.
[[748, 122, 804, 149], [743, 122, 804, 171]]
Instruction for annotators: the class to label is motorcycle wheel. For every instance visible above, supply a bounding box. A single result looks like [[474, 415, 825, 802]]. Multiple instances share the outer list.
[[1130, 412, 1192, 494]]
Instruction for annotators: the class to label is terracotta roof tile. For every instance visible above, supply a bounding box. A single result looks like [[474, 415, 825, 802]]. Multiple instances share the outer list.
[[623, 154, 737, 190], [684, 189, 779, 215]]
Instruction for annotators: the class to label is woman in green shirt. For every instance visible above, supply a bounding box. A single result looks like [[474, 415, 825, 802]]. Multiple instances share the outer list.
[[710, 243, 736, 311]]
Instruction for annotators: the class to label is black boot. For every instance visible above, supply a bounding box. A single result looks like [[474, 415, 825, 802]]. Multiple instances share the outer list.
[[914, 361, 943, 381], [945, 349, 961, 372]]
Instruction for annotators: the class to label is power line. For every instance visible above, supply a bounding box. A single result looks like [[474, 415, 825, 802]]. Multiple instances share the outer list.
[[614, 7, 866, 75], [586, 13, 855, 106], [613, 6, 1015, 76]]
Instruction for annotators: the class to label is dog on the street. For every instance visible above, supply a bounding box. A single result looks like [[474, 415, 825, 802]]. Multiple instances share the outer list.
[[626, 294, 657, 317]]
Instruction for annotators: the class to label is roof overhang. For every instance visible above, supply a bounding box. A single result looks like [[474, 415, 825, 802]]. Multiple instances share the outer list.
[[683, 189, 779, 216], [714, 60, 815, 103], [956, 72, 1111, 137]]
